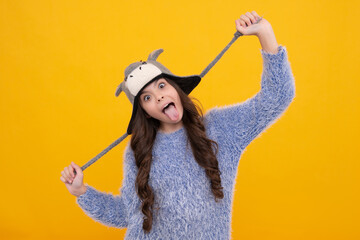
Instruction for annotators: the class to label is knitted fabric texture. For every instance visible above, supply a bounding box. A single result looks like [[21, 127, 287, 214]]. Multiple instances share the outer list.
[[76, 45, 295, 239]]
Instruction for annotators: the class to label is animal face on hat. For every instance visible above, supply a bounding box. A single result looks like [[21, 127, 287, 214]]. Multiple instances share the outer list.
[[115, 48, 201, 134], [116, 49, 178, 103]]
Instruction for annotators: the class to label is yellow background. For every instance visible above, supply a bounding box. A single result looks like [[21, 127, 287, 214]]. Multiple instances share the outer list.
[[1, 0, 359, 239]]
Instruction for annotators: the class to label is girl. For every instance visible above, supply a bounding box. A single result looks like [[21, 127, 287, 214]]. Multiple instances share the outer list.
[[60, 11, 295, 239]]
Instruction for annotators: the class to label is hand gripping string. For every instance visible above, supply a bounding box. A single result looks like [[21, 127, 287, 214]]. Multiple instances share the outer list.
[[78, 17, 263, 173]]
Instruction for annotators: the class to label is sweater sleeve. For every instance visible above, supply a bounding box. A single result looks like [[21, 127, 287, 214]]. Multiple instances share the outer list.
[[76, 145, 138, 228], [205, 45, 295, 160]]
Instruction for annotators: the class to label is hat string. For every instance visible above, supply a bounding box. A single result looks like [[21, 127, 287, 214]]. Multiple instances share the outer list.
[[79, 32, 243, 172], [79, 17, 263, 172], [80, 133, 129, 171], [200, 31, 242, 78]]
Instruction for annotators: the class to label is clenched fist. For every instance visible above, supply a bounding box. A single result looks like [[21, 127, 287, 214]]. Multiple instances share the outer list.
[[60, 162, 87, 197], [235, 11, 273, 37]]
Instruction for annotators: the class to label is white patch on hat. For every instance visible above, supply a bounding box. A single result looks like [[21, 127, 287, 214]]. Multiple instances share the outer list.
[[126, 63, 162, 96]]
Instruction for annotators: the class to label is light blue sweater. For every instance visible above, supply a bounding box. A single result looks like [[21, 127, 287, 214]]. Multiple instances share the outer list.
[[76, 45, 295, 239]]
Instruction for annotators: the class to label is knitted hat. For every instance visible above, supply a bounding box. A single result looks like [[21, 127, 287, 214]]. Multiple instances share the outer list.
[[114, 49, 201, 135]]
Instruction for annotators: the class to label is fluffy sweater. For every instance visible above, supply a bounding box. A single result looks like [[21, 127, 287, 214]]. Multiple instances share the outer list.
[[76, 45, 295, 239]]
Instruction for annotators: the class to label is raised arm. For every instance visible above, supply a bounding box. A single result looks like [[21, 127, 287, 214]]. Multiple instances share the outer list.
[[205, 12, 295, 165]]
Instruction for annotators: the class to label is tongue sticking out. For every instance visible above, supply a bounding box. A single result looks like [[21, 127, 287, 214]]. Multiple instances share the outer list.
[[164, 104, 179, 121]]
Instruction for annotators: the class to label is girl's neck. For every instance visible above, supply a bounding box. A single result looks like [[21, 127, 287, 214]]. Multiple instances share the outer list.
[[158, 121, 184, 134]]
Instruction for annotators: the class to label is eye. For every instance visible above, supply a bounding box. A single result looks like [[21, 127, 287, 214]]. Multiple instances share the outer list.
[[159, 82, 165, 89], [143, 95, 150, 101]]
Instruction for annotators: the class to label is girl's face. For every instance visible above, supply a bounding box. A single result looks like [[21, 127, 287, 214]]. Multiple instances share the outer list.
[[139, 78, 184, 133]]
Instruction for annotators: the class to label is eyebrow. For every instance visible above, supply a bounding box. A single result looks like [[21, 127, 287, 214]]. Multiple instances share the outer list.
[[140, 79, 160, 95]]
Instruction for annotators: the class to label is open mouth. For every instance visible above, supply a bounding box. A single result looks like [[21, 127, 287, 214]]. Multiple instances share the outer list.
[[162, 102, 179, 121], [162, 102, 175, 113]]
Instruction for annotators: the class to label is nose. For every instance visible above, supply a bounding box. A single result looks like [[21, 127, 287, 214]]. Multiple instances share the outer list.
[[157, 95, 164, 102]]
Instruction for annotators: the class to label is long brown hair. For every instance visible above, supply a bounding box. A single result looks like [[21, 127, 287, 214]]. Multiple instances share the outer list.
[[130, 77, 224, 233]]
